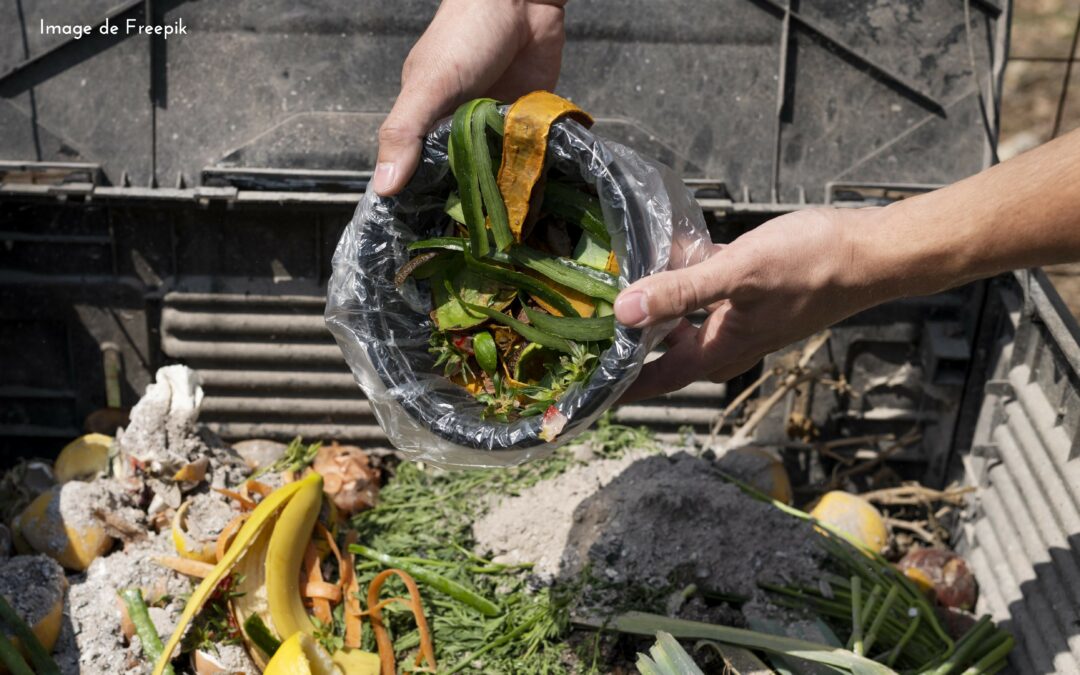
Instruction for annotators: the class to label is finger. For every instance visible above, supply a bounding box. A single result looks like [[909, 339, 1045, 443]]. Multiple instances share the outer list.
[[618, 305, 756, 403], [613, 247, 740, 328], [374, 77, 454, 196], [661, 318, 697, 348]]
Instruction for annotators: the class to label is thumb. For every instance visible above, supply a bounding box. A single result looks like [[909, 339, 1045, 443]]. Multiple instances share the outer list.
[[613, 253, 736, 327], [373, 85, 443, 196]]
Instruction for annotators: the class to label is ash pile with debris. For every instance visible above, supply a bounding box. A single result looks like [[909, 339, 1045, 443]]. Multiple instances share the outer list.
[[474, 450, 825, 622], [0, 366, 301, 674]]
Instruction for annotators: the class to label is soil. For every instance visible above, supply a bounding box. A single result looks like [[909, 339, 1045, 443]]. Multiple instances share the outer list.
[[473, 451, 824, 614], [0, 555, 66, 631]]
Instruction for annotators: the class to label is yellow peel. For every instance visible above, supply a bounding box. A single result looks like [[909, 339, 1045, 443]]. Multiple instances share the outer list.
[[152, 473, 320, 675], [263, 632, 337, 675], [171, 500, 217, 564], [53, 433, 112, 483], [809, 491, 889, 554], [331, 648, 380, 675], [267, 473, 324, 640], [19, 488, 112, 571]]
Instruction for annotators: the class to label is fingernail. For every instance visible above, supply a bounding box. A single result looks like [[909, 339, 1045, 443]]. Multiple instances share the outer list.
[[615, 290, 649, 327], [372, 162, 396, 195]]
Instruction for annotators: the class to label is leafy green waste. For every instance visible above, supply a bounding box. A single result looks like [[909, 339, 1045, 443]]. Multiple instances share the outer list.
[[399, 96, 621, 421]]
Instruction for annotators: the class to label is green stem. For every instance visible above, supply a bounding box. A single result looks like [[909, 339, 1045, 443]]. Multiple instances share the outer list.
[[960, 633, 1014, 675], [0, 632, 33, 675], [120, 588, 175, 675], [0, 594, 60, 675], [884, 611, 921, 667], [848, 576, 863, 652], [862, 585, 899, 655], [350, 544, 502, 617]]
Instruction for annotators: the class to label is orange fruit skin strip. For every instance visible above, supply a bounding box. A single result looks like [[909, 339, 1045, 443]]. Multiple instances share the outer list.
[[497, 91, 593, 242], [366, 568, 437, 675]]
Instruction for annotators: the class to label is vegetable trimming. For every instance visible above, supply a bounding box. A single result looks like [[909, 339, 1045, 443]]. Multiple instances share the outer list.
[[395, 91, 620, 423]]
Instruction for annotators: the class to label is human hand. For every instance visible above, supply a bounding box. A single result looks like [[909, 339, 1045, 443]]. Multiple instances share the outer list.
[[374, 0, 567, 196], [613, 208, 895, 403]]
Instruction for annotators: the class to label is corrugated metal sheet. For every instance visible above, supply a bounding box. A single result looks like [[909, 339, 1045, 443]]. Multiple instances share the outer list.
[[959, 272, 1080, 674], [160, 291, 727, 445]]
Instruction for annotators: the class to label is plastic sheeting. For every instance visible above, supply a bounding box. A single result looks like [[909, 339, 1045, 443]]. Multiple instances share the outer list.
[[326, 114, 709, 468]]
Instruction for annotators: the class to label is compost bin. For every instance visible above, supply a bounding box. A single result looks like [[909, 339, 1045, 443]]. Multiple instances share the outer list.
[[3, 0, 1078, 672]]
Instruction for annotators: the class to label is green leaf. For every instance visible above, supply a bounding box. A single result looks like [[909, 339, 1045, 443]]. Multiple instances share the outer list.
[[450, 99, 491, 257], [433, 265, 515, 330], [592, 611, 897, 675], [509, 245, 619, 303], [543, 181, 610, 246], [443, 281, 573, 353], [463, 251, 580, 318], [523, 307, 614, 341], [471, 100, 514, 252]]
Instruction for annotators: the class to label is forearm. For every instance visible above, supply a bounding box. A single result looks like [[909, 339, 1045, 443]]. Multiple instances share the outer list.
[[855, 128, 1080, 301]]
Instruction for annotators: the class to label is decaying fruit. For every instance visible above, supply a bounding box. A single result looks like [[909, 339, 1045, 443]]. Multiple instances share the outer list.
[[155, 473, 382, 675], [898, 548, 978, 610], [310, 443, 379, 516], [716, 446, 793, 504], [16, 483, 113, 571], [171, 499, 218, 564], [809, 491, 889, 554], [0, 555, 66, 666], [53, 433, 112, 483], [53, 435, 108, 486]]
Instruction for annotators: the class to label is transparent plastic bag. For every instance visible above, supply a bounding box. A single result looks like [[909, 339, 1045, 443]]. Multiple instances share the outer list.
[[325, 114, 710, 468]]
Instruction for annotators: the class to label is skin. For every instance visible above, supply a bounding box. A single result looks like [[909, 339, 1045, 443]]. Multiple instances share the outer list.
[[378, 0, 1080, 403]]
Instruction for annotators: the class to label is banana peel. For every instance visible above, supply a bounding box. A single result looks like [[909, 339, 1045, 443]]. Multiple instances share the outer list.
[[264, 632, 379, 675], [154, 474, 384, 675]]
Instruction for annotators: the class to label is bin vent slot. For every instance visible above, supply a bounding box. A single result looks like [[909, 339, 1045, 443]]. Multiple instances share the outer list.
[[160, 292, 727, 445]]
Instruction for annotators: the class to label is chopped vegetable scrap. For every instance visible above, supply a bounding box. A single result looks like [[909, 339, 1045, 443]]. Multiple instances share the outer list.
[[396, 91, 618, 422]]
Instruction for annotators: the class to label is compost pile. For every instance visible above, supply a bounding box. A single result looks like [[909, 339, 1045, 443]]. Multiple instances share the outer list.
[[0, 356, 1013, 674]]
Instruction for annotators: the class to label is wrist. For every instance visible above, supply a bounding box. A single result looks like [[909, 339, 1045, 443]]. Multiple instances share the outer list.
[[842, 200, 974, 305]]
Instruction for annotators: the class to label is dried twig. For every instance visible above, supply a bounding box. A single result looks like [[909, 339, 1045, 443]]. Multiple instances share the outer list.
[[730, 331, 832, 443], [817, 429, 922, 492], [708, 367, 781, 447], [860, 484, 975, 507], [885, 517, 938, 545]]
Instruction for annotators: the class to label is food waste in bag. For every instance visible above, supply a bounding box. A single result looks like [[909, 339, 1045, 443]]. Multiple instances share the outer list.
[[400, 94, 619, 423], [326, 90, 710, 465]]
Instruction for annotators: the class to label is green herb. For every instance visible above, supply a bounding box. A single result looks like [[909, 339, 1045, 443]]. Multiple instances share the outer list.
[[444, 281, 574, 354], [428, 331, 475, 381], [255, 437, 321, 478], [350, 545, 501, 617], [349, 449, 587, 673]]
